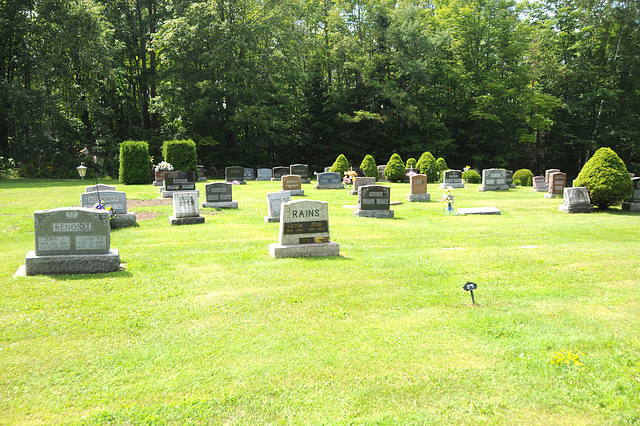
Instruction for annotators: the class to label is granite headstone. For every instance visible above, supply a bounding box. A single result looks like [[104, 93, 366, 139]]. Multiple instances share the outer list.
[[202, 182, 238, 209], [315, 172, 344, 189], [264, 191, 292, 222], [354, 185, 393, 218], [407, 174, 430, 202]]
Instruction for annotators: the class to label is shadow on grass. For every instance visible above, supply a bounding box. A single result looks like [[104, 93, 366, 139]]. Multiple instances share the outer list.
[[294, 254, 353, 262], [0, 179, 120, 189], [49, 269, 134, 280]]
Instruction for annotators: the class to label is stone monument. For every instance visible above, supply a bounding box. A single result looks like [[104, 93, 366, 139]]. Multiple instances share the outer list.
[[622, 177, 640, 211], [202, 182, 238, 209], [350, 177, 376, 195], [86, 183, 116, 193], [290, 164, 310, 184], [244, 168, 255, 181], [354, 185, 393, 218], [225, 166, 246, 184], [314, 172, 344, 189], [170, 191, 205, 225], [532, 176, 547, 192], [269, 199, 340, 258], [559, 187, 593, 213], [272, 166, 289, 182], [256, 168, 272, 181], [196, 165, 207, 181], [479, 169, 509, 191], [281, 175, 304, 196], [545, 169, 560, 186], [81, 189, 137, 229], [545, 171, 566, 198], [264, 192, 291, 222], [440, 170, 465, 189], [407, 174, 430, 202], [377, 165, 387, 182], [24, 207, 121, 275], [161, 171, 196, 198]]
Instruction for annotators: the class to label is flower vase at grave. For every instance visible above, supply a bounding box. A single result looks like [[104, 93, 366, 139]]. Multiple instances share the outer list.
[[447, 204, 454, 215]]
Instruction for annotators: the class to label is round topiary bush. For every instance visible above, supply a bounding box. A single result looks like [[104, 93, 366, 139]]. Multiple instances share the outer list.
[[573, 147, 633, 209], [329, 154, 350, 177], [416, 151, 438, 183], [463, 169, 481, 183], [513, 169, 534, 186], [384, 153, 406, 182], [359, 155, 378, 179], [406, 157, 417, 169]]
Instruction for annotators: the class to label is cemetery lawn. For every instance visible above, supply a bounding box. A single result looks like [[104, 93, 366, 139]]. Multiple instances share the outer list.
[[1, 179, 639, 425]]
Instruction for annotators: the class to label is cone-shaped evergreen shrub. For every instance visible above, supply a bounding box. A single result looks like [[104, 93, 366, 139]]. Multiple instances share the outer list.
[[436, 157, 448, 182], [513, 169, 534, 186], [119, 140, 151, 184], [384, 153, 406, 182], [574, 147, 632, 209], [406, 158, 417, 169], [359, 155, 378, 179], [416, 152, 438, 183], [329, 154, 349, 176], [163, 139, 197, 172]]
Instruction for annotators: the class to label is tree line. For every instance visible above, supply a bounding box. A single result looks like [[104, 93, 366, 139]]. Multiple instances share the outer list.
[[1, 0, 638, 179]]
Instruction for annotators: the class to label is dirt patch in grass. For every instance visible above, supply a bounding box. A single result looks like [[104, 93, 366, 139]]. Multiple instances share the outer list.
[[128, 198, 173, 207]]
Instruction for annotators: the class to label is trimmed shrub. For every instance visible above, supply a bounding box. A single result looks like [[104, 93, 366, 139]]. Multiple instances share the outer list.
[[162, 139, 197, 172], [436, 157, 448, 182], [416, 152, 438, 183], [513, 169, 534, 186], [574, 147, 633, 209], [384, 153, 406, 182], [406, 157, 417, 169], [463, 169, 481, 184], [359, 155, 378, 179], [119, 140, 151, 184], [329, 154, 350, 177]]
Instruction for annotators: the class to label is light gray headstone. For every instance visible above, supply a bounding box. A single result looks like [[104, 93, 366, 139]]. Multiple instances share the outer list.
[[85, 184, 116, 193], [257, 168, 272, 181], [479, 169, 509, 191], [265, 191, 291, 222], [244, 168, 255, 180], [278, 199, 330, 245], [315, 172, 344, 189], [81, 191, 128, 213], [173, 191, 200, 218], [559, 187, 593, 213]]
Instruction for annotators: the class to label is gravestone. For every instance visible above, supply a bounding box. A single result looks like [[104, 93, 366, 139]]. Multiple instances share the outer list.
[[162, 171, 196, 198], [315, 172, 344, 189], [532, 176, 547, 192], [324, 167, 332, 172], [544, 172, 566, 198], [290, 164, 310, 183], [244, 168, 255, 181], [197, 165, 207, 181], [407, 174, 430, 202], [81, 190, 137, 229], [479, 169, 509, 191], [264, 192, 291, 222], [85, 184, 116, 193], [257, 168, 272, 181], [545, 169, 560, 186], [559, 187, 593, 213], [506, 170, 515, 188], [377, 165, 387, 182], [269, 199, 339, 258], [350, 176, 376, 195], [622, 177, 640, 211], [457, 207, 501, 215], [354, 185, 393, 218], [272, 166, 289, 181], [281, 175, 304, 196], [440, 170, 465, 189], [24, 207, 121, 275], [170, 191, 204, 225], [202, 182, 238, 209], [225, 166, 246, 184]]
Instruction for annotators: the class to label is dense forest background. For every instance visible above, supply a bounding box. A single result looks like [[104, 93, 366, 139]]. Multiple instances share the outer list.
[[1, 0, 638, 179]]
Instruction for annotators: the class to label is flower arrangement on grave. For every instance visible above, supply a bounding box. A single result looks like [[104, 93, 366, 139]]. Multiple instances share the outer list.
[[155, 161, 174, 172], [232, 180, 240, 185], [94, 202, 116, 221], [442, 188, 455, 214], [406, 170, 417, 178], [343, 170, 357, 187]]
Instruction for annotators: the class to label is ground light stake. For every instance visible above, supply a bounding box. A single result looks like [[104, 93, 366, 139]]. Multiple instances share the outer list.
[[463, 281, 478, 305]]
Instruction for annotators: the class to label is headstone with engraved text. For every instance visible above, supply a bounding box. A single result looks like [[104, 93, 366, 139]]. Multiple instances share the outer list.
[[440, 170, 465, 189], [545, 172, 566, 198], [202, 182, 238, 209], [315, 172, 344, 189], [559, 187, 593, 213], [622, 177, 640, 212], [257, 168, 272, 181], [170, 191, 204, 225], [354, 185, 393, 218], [407, 174, 430, 202], [479, 169, 509, 191], [350, 176, 376, 195], [281, 175, 304, 196], [225, 166, 246, 184], [264, 191, 291, 222]]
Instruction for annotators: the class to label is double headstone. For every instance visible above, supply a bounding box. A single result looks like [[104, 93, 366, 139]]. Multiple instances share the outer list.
[[545, 169, 560, 187], [350, 177, 376, 195], [559, 187, 593, 213], [81, 184, 137, 229], [269, 199, 339, 258], [354, 185, 393, 218], [407, 174, 430, 202], [377, 165, 387, 182], [622, 177, 640, 211], [264, 192, 291, 222], [257, 168, 272, 181], [532, 176, 547, 192], [272, 166, 289, 182], [202, 182, 238, 209], [440, 170, 465, 189], [170, 191, 205, 225], [315, 172, 344, 189], [544, 172, 566, 198], [24, 207, 121, 275], [281, 175, 304, 196], [479, 169, 509, 191], [225, 166, 246, 184], [244, 168, 255, 181], [162, 171, 196, 198], [290, 164, 310, 184]]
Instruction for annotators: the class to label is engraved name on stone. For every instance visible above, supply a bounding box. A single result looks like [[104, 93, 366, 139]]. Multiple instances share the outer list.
[[76, 235, 107, 250], [37, 236, 70, 251], [54, 223, 91, 232]]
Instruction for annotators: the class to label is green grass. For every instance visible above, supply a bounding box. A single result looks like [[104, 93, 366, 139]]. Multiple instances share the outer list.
[[1, 179, 639, 424]]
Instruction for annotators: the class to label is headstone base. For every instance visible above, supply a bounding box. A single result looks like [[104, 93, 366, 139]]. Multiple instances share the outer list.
[[201, 201, 238, 209], [169, 216, 205, 225], [269, 241, 340, 258], [225, 180, 246, 185], [197, 177, 207, 182], [406, 193, 431, 202], [281, 189, 304, 196], [439, 183, 465, 189], [25, 249, 121, 275], [264, 216, 279, 222], [161, 189, 200, 199], [301, 179, 310, 184], [532, 187, 548, 192], [110, 213, 137, 229], [153, 180, 164, 186], [544, 193, 561, 199], [622, 202, 640, 212], [256, 178, 271, 182], [478, 185, 509, 191], [559, 204, 593, 213], [315, 184, 344, 189], [457, 207, 501, 215], [353, 209, 394, 218]]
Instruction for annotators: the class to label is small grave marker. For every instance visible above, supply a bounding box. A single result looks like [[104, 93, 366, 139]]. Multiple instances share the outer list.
[[463, 281, 478, 305]]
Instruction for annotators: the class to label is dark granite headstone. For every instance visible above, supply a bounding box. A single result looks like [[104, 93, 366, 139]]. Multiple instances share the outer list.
[[164, 171, 196, 191], [225, 166, 246, 183]]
